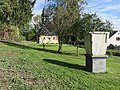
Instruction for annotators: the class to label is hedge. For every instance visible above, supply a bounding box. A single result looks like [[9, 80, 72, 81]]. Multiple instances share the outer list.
[[106, 50, 120, 56]]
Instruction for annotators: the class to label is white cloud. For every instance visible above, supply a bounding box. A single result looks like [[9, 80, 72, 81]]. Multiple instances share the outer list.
[[99, 5, 120, 12], [112, 19, 120, 30], [32, 9, 42, 15], [96, 13, 120, 30], [84, 0, 120, 30]]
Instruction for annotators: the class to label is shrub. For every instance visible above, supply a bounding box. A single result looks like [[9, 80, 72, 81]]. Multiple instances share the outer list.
[[106, 50, 120, 56], [18, 35, 26, 42], [0, 24, 20, 41], [107, 44, 115, 49]]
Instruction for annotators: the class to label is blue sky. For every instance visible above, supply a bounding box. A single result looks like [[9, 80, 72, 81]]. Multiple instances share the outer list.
[[32, 0, 120, 30]]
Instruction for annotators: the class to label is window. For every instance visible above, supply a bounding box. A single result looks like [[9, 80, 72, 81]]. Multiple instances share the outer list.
[[48, 37, 51, 40], [53, 37, 56, 40], [116, 37, 120, 41], [43, 37, 45, 40]]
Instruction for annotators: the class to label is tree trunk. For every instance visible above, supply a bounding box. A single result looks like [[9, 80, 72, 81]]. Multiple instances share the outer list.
[[43, 43, 45, 50], [58, 36, 62, 53], [77, 45, 79, 56], [36, 36, 39, 44], [76, 36, 79, 56], [26, 33, 29, 41]]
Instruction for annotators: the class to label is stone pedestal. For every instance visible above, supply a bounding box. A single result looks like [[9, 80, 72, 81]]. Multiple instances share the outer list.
[[85, 54, 107, 73], [84, 32, 109, 73]]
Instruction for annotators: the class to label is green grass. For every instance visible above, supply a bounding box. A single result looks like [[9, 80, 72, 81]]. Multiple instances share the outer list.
[[0, 41, 120, 90]]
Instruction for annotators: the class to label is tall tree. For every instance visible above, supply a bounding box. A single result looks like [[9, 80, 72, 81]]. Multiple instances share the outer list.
[[0, 0, 36, 27], [44, 0, 86, 53], [73, 13, 113, 39], [33, 14, 54, 49], [0, 0, 36, 40], [21, 23, 35, 41], [32, 15, 44, 43], [70, 13, 113, 56]]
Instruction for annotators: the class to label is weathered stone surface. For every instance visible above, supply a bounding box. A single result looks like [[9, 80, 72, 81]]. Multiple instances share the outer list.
[[84, 32, 109, 55], [85, 55, 107, 73], [84, 32, 109, 73]]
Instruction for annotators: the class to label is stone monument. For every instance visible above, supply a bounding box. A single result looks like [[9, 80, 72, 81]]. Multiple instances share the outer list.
[[84, 32, 109, 73]]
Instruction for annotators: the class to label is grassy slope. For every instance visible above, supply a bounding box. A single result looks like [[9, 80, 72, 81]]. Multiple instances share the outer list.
[[0, 41, 120, 90]]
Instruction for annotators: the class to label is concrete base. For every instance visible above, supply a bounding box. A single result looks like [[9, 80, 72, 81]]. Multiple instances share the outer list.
[[85, 55, 107, 73]]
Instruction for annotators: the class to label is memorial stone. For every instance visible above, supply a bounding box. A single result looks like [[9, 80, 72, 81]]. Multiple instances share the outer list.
[[84, 32, 109, 73]]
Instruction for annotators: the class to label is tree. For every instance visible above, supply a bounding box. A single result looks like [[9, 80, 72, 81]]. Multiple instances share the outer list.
[[45, 0, 86, 53], [73, 13, 113, 39], [0, 0, 36, 27], [71, 13, 113, 55], [21, 23, 35, 41], [33, 14, 56, 49], [32, 15, 42, 43], [0, 0, 36, 41], [32, 15, 49, 44]]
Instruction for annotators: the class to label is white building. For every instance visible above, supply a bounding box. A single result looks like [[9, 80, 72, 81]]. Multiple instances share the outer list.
[[39, 36, 58, 44], [107, 31, 120, 46]]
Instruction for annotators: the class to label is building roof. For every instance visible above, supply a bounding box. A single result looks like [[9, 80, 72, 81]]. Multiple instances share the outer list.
[[109, 31, 119, 38]]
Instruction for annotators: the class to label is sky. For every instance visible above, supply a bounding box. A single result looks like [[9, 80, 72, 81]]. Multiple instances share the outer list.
[[32, 0, 120, 30]]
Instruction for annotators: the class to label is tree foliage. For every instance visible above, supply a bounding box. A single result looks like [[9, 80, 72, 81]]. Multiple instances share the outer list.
[[33, 14, 55, 49], [0, 0, 36, 27], [32, 15, 46, 43], [21, 23, 35, 41], [44, 0, 86, 53], [73, 13, 113, 39], [0, 0, 36, 41]]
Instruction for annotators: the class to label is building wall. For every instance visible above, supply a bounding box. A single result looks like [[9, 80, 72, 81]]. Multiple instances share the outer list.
[[39, 36, 58, 44], [107, 31, 120, 46]]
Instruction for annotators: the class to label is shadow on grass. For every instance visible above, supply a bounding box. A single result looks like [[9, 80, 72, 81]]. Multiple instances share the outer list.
[[0, 40, 41, 50], [43, 59, 87, 71], [0, 40, 84, 56]]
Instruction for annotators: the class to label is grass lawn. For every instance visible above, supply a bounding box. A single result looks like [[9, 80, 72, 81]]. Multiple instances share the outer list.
[[0, 41, 120, 90]]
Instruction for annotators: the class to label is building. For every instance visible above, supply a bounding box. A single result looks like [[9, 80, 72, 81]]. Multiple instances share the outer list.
[[107, 30, 120, 46], [39, 36, 58, 44]]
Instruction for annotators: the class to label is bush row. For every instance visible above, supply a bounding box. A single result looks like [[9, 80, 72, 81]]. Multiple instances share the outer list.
[[106, 50, 120, 56]]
